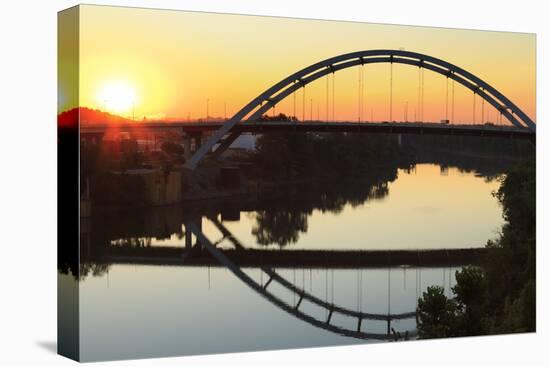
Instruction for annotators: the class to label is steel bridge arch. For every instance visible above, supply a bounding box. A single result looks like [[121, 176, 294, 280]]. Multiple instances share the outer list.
[[187, 218, 417, 341], [185, 49, 536, 170]]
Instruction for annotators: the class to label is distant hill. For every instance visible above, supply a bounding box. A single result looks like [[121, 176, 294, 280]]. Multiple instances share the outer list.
[[57, 107, 229, 127], [58, 107, 132, 127]]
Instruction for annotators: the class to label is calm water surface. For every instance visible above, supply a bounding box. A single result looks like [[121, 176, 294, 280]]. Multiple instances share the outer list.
[[77, 164, 505, 361]]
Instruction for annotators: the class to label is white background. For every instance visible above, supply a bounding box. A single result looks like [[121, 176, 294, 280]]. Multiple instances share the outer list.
[[0, 0, 547, 365]]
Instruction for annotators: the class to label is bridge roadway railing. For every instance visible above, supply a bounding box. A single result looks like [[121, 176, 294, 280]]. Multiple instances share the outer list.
[[80, 121, 534, 137], [79, 121, 534, 160]]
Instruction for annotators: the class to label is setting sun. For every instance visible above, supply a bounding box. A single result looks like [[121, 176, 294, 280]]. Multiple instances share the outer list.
[[96, 81, 137, 114]]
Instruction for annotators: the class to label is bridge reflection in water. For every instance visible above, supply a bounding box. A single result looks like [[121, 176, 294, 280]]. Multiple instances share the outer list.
[[81, 213, 479, 341]]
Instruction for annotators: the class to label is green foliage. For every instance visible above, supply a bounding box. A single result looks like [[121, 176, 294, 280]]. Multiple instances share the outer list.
[[418, 157, 535, 339], [247, 132, 407, 247], [253, 132, 315, 179], [258, 113, 298, 122], [417, 269, 489, 338], [495, 158, 536, 239], [493, 279, 536, 334], [252, 132, 405, 181], [452, 266, 489, 336], [417, 286, 458, 339], [453, 266, 487, 307], [486, 157, 536, 333]]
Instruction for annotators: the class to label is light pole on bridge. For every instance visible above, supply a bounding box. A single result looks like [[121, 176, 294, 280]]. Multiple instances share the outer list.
[[206, 98, 209, 123]]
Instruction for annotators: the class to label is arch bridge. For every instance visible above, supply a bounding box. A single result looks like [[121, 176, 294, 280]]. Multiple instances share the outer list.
[[184, 49, 536, 170]]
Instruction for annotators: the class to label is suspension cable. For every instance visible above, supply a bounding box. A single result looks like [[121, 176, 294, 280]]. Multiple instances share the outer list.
[[362, 64, 365, 122], [317, 103, 319, 121], [387, 268, 391, 315], [355, 271, 359, 311], [445, 77, 449, 121], [481, 89, 485, 124], [331, 271, 335, 304], [390, 62, 393, 122], [360, 269, 363, 312], [325, 268, 329, 318], [473, 91, 476, 124], [363, 65, 367, 122], [293, 88, 296, 120], [415, 268, 419, 301], [452, 79, 455, 124], [310, 269, 312, 292], [302, 85, 306, 122], [326, 73, 329, 122], [293, 269, 296, 304], [332, 73, 335, 121], [422, 68, 425, 121], [417, 67, 421, 122], [358, 66, 361, 122]]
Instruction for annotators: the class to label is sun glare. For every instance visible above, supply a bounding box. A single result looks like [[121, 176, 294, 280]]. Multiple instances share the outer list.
[[97, 81, 137, 114]]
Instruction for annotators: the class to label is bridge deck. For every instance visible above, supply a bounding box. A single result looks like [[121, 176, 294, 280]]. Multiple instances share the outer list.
[[86, 246, 486, 268], [79, 121, 534, 140]]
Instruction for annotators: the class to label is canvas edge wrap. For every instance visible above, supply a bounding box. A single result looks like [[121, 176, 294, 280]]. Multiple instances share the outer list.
[[57, 5, 80, 362]]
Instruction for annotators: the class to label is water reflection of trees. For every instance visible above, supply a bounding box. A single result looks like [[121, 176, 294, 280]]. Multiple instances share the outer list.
[[252, 132, 407, 181], [79, 262, 110, 279], [401, 134, 533, 179], [252, 179, 392, 247], [111, 237, 153, 248], [66, 133, 533, 276], [253, 210, 308, 247], [247, 132, 531, 247], [247, 132, 404, 247]]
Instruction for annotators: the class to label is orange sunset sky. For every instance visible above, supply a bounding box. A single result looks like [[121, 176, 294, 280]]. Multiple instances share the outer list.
[[58, 5, 536, 125]]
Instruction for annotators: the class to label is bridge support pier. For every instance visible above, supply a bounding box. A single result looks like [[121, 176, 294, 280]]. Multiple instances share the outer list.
[[192, 132, 203, 153], [182, 131, 204, 159], [185, 226, 193, 249], [184, 218, 203, 249], [183, 134, 192, 160], [195, 218, 202, 247]]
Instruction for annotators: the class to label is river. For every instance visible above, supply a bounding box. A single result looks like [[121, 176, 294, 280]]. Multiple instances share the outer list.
[[73, 162, 507, 361]]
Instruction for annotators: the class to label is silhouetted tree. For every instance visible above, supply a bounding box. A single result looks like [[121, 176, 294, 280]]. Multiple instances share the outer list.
[[258, 113, 298, 122], [161, 141, 185, 155], [418, 157, 535, 338], [417, 286, 458, 338], [452, 266, 489, 335]]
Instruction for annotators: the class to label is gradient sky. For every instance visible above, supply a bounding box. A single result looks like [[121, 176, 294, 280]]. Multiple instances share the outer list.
[[59, 5, 536, 124]]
